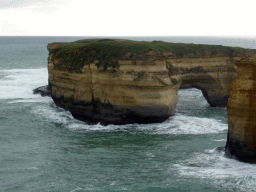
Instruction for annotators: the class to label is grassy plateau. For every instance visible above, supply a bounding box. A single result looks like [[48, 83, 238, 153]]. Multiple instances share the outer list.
[[50, 38, 256, 72]]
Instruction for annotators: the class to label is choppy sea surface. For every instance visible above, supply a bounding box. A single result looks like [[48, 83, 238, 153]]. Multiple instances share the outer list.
[[1, 36, 256, 192]]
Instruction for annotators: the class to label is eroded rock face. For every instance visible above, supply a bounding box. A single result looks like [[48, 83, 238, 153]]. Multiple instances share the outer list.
[[47, 42, 242, 125], [226, 54, 256, 163], [48, 52, 178, 125]]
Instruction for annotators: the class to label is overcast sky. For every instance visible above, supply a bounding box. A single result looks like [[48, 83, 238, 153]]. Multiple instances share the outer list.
[[0, 0, 255, 36]]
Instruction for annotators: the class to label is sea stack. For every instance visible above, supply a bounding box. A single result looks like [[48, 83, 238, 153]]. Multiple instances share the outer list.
[[45, 39, 256, 125], [226, 54, 256, 163]]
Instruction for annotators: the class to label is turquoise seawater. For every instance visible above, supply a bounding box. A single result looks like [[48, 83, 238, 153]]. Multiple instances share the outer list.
[[1, 36, 256, 192]]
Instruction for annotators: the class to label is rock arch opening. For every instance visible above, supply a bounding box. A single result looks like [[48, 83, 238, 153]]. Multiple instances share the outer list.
[[176, 87, 209, 114], [177, 74, 229, 107]]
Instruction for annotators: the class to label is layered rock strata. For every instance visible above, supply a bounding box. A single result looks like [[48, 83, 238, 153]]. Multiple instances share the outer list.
[[48, 52, 178, 125], [46, 39, 256, 125], [226, 54, 256, 163]]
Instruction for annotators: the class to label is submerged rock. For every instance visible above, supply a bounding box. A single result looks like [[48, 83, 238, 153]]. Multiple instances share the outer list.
[[226, 54, 256, 163], [216, 146, 225, 152]]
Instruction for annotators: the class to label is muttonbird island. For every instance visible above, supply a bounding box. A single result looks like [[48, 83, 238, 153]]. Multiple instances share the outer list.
[[35, 38, 256, 163]]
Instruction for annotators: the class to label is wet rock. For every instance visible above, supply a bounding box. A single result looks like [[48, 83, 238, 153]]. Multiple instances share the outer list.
[[216, 146, 225, 152], [33, 85, 51, 97]]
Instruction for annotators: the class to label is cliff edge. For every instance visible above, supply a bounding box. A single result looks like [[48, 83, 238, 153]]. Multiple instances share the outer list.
[[46, 39, 256, 125]]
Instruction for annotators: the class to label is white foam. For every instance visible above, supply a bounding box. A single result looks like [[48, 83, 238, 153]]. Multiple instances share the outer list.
[[178, 88, 205, 101], [137, 113, 227, 135], [0, 68, 48, 101], [213, 139, 226, 142], [26, 167, 39, 170], [33, 104, 73, 125], [110, 181, 116, 186], [205, 148, 218, 154], [32, 100, 228, 135], [32, 104, 112, 132], [174, 148, 256, 191], [146, 153, 156, 158], [70, 187, 83, 192]]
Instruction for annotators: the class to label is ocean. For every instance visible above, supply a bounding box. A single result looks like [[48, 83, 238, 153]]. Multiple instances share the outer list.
[[1, 36, 256, 192]]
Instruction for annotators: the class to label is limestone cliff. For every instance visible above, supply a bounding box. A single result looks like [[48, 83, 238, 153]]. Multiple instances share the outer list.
[[226, 54, 256, 163], [46, 39, 256, 125]]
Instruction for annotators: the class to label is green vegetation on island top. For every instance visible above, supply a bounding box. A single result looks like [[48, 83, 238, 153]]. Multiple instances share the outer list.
[[50, 38, 256, 72]]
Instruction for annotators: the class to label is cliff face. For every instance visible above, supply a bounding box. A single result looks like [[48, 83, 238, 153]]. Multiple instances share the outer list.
[[226, 54, 256, 163], [46, 39, 252, 125], [48, 51, 179, 125]]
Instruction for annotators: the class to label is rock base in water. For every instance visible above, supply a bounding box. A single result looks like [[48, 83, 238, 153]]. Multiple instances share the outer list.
[[33, 85, 51, 97], [52, 95, 174, 125]]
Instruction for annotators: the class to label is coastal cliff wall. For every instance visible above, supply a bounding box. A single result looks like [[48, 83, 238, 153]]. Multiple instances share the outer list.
[[226, 54, 256, 162], [46, 39, 256, 125], [48, 51, 178, 124]]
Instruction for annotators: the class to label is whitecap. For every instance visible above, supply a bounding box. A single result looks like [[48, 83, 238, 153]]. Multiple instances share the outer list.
[[70, 187, 83, 192], [32, 103, 228, 135], [0, 68, 48, 101], [110, 181, 116, 186], [26, 167, 39, 170], [174, 148, 256, 191], [146, 153, 156, 158], [213, 139, 226, 142], [136, 113, 228, 135], [204, 148, 218, 154], [32, 104, 73, 125]]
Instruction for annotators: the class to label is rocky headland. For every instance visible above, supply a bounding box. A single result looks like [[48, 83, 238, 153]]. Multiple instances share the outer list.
[[41, 39, 256, 125], [226, 54, 256, 163]]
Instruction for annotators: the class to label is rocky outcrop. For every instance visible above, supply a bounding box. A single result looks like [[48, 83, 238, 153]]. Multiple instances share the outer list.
[[226, 54, 256, 163], [33, 85, 51, 97], [46, 39, 256, 125]]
